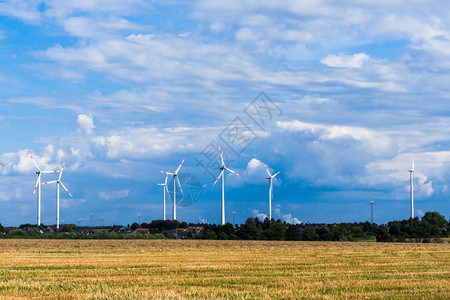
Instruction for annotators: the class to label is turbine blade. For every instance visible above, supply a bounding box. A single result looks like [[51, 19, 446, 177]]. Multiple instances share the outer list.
[[33, 175, 40, 196], [176, 176, 184, 196], [58, 161, 65, 181], [42, 180, 57, 185], [225, 167, 240, 177], [160, 170, 174, 176], [175, 158, 185, 174], [165, 184, 172, 200], [59, 181, 73, 198], [41, 170, 59, 174], [27, 151, 41, 172], [218, 144, 225, 166], [264, 164, 272, 177], [272, 171, 280, 178], [157, 183, 165, 186], [164, 174, 168, 186], [213, 170, 224, 186]]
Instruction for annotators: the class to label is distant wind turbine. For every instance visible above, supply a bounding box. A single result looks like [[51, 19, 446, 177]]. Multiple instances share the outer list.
[[160, 158, 185, 220], [369, 199, 375, 224], [157, 174, 172, 221], [42, 161, 73, 229], [27, 151, 58, 226], [213, 144, 240, 225], [265, 164, 280, 221], [408, 158, 415, 219]]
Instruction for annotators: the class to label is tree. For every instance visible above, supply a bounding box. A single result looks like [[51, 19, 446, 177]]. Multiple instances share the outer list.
[[130, 222, 140, 230], [203, 229, 217, 240], [238, 219, 260, 240], [302, 227, 319, 241], [263, 222, 287, 241], [0, 223, 4, 233], [218, 232, 228, 240], [8, 229, 27, 237], [286, 225, 301, 241], [422, 212, 448, 228], [376, 225, 393, 242], [24, 227, 40, 236], [180, 222, 188, 228], [315, 226, 331, 241]]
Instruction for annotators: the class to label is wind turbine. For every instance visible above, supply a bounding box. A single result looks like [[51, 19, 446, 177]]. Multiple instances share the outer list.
[[27, 151, 58, 226], [408, 159, 415, 219], [160, 158, 184, 220], [213, 144, 240, 225], [265, 164, 280, 221], [42, 161, 73, 230], [157, 174, 172, 221]]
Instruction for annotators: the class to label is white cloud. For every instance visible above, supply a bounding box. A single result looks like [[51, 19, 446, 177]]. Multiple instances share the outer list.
[[282, 214, 302, 225], [277, 120, 390, 152], [0, 0, 41, 23], [98, 189, 129, 200], [361, 151, 450, 198], [247, 158, 265, 172], [321, 53, 369, 68], [77, 114, 95, 135], [0, 147, 62, 176], [92, 125, 219, 159], [252, 209, 267, 221]]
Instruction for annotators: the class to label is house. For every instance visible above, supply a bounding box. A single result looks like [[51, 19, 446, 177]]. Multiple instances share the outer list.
[[40, 227, 55, 234]]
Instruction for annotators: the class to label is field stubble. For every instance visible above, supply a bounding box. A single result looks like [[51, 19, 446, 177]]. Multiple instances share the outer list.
[[0, 240, 448, 299]]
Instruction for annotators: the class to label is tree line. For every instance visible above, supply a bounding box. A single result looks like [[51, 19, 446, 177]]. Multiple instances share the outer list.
[[1, 211, 448, 242]]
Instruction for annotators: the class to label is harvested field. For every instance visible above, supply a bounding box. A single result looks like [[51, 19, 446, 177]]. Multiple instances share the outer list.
[[0, 240, 449, 299]]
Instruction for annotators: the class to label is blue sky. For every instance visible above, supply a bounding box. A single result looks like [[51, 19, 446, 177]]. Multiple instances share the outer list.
[[1, 0, 450, 226]]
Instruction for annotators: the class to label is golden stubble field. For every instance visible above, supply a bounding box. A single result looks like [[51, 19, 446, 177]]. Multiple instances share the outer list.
[[0, 240, 449, 299]]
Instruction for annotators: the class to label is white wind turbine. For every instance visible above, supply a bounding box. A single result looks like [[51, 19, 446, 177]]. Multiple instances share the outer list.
[[265, 164, 280, 221], [159, 158, 184, 220], [157, 174, 172, 221], [213, 144, 240, 225], [27, 151, 58, 226], [408, 158, 415, 219], [42, 161, 73, 229]]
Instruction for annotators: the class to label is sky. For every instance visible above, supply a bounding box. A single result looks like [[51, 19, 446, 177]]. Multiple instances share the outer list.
[[1, 0, 450, 226]]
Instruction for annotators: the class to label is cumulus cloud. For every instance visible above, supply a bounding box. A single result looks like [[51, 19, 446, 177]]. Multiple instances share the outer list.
[[362, 152, 444, 198], [281, 214, 302, 225], [77, 114, 95, 135], [253, 209, 267, 221], [256, 207, 301, 224], [0, 147, 61, 176], [277, 120, 390, 152]]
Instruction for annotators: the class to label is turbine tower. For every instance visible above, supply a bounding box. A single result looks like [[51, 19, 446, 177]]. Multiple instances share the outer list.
[[160, 158, 184, 220], [408, 159, 415, 219], [265, 164, 280, 221], [27, 151, 58, 226], [42, 161, 73, 229], [157, 174, 171, 221], [213, 144, 240, 225]]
